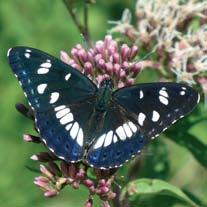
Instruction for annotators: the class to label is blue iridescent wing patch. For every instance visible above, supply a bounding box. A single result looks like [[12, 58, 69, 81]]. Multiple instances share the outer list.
[[8, 47, 200, 169]]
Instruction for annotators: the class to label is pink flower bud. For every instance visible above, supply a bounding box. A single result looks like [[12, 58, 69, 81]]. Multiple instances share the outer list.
[[85, 199, 93, 207], [32, 152, 55, 162], [118, 82, 125, 88], [84, 62, 93, 75], [121, 44, 130, 61], [75, 168, 85, 180], [23, 134, 41, 143], [105, 62, 113, 75], [113, 63, 121, 76], [122, 61, 129, 69], [108, 46, 117, 56], [130, 45, 139, 59], [83, 179, 94, 187], [97, 59, 106, 70], [71, 48, 78, 56], [120, 69, 126, 79], [60, 50, 71, 64], [107, 191, 116, 200], [87, 51, 95, 63], [44, 190, 58, 198], [75, 44, 83, 49], [35, 176, 49, 183], [89, 185, 96, 194], [104, 35, 113, 47], [98, 179, 106, 187], [40, 164, 54, 181], [126, 78, 135, 86], [34, 178, 50, 191], [30, 154, 38, 161], [95, 54, 103, 63], [96, 40, 104, 53], [112, 53, 120, 63], [98, 186, 109, 194], [131, 62, 142, 77], [72, 181, 80, 189], [77, 49, 88, 62]]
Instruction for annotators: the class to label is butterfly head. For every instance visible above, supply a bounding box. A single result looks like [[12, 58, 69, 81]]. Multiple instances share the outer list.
[[100, 78, 114, 90]]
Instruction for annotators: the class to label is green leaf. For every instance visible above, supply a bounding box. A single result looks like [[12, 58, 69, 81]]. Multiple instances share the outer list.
[[165, 130, 207, 168], [120, 178, 199, 207]]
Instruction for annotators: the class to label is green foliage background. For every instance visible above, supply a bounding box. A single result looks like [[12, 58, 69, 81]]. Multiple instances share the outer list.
[[0, 1, 206, 207]]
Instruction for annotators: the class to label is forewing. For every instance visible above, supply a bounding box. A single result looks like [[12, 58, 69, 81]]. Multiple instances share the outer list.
[[86, 103, 147, 169], [8, 47, 97, 111], [8, 47, 97, 162], [113, 82, 199, 139]]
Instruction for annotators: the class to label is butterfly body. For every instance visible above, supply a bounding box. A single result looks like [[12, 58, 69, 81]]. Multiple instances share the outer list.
[[95, 79, 113, 112], [8, 47, 200, 169]]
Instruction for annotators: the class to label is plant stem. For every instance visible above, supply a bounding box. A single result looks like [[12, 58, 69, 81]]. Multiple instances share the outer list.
[[63, 0, 92, 47]]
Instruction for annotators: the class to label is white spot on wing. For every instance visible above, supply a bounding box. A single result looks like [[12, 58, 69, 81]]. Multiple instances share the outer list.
[[26, 49, 31, 52], [65, 73, 71, 81], [116, 126, 126, 140], [60, 113, 73, 125], [94, 134, 106, 149], [123, 123, 133, 138], [128, 121, 137, 133], [25, 53, 30, 58], [180, 90, 185, 95], [37, 68, 49, 74], [70, 122, 79, 139], [159, 96, 168, 105], [138, 112, 146, 126], [159, 89, 168, 98], [37, 83, 47, 94], [66, 123, 72, 131], [76, 128, 83, 146], [50, 92, 59, 104], [182, 87, 186, 90], [113, 134, 118, 143], [139, 90, 144, 99], [152, 110, 160, 122], [40, 62, 52, 68], [54, 105, 65, 111], [56, 108, 70, 119], [104, 130, 113, 147]]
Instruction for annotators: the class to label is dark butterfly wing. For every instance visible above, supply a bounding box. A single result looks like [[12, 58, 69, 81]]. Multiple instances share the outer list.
[[113, 82, 200, 139], [87, 82, 199, 169], [86, 102, 147, 169], [8, 47, 97, 162]]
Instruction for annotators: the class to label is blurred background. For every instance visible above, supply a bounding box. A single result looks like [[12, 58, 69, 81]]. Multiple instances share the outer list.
[[0, 1, 207, 207]]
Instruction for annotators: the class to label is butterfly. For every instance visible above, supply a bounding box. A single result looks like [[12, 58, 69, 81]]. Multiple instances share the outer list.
[[8, 47, 200, 169]]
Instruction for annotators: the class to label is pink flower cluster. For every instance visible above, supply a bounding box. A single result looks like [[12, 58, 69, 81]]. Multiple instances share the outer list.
[[30, 147, 116, 206], [60, 35, 141, 88]]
